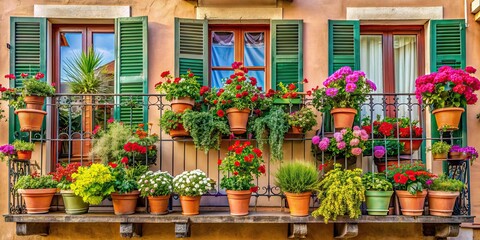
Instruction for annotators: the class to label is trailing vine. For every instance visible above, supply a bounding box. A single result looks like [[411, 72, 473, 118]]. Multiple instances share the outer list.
[[182, 110, 230, 154], [312, 164, 365, 223], [252, 106, 289, 161]]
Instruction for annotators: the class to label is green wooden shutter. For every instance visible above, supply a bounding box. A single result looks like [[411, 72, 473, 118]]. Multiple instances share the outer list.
[[429, 19, 467, 166], [328, 20, 360, 74], [9, 17, 47, 142], [115, 16, 148, 125], [175, 18, 208, 86], [271, 20, 303, 91]]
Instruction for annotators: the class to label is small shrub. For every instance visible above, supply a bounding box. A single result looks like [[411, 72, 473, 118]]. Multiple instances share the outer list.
[[275, 161, 319, 194]]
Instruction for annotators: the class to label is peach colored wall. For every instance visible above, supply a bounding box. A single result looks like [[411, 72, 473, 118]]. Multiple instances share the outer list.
[[1, 0, 480, 239]]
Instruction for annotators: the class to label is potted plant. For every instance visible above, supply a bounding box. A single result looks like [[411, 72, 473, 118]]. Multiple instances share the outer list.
[[312, 164, 365, 223], [275, 161, 318, 216], [12, 140, 34, 161], [215, 61, 265, 134], [0, 144, 16, 162], [398, 118, 423, 154], [415, 66, 480, 130], [219, 141, 265, 216], [122, 123, 159, 165], [182, 109, 230, 153], [155, 70, 201, 113], [461, 146, 478, 162], [252, 106, 289, 161], [3, 73, 55, 131], [70, 163, 116, 206], [312, 66, 376, 129], [138, 171, 173, 215], [160, 110, 189, 137], [361, 172, 393, 215], [428, 175, 465, 216], [287, 107, 317, 136], [386, 162, 434, 216], [14, 174, 58, 214], [109, 161, 148, 215], [273, 80, 307, 105], [429, 141, 451, 161], [173, 169, 213, 215], [365, 141, 405, 172], [90, 120, 133, 164], [51, 163, 89, 215]]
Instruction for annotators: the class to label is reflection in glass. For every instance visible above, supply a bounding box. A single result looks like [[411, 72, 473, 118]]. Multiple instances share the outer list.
[[93, 33, 115, 93], [60, 32, 82, 93]]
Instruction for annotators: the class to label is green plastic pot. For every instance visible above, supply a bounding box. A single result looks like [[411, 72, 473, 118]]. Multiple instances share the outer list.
[[61, 190, 89, 215], [365, 190, 394, 216]]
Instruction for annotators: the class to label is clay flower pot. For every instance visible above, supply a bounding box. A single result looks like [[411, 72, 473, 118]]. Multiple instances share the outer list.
[[226, 190, 252, 216], [19, 188, 57, 214], [169, 123, 189, 137], [226, 108, 250, 134], [179, 195, 201, 215], [284, 191, 311, 216], [432, 107, 464, 131], [171, 97, 195, 113], [61, 190, 89, 215], [396, 190, 427, 216], [365, 191, 394, 216], [15, 109, 47, 132], [147, 195, 170, 215], [111, 190, 140, 215], [400, 140, 423, 155], [24, 96, 45, 110], [17, 150, 33, 161], [432, 153, 448, 161], [449, 151, 462, 159], [330, 108, 357, 130], [428, 190, 460, 216], [374, 159, 410, 173], [285, 126, 303, 139]]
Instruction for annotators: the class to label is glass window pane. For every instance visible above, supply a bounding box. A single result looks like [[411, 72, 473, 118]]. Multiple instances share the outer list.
[[211, 32, 234, 67], [211, 70, 234, 89], [244, 32, 265, 67], [93, 33, 115, 93], [360, 35, 384, 118], [394, 35, 418, 118], [60, 32, 83, 93], [247, 70, 265, 90]]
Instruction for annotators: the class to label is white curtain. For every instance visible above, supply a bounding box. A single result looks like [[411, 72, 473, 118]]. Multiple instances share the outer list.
[[360, 35, 384, 121], [394, 35, 418, 118]]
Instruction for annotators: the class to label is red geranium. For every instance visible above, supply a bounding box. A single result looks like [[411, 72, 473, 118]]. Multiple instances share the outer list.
[[217, 109, 225, 118]]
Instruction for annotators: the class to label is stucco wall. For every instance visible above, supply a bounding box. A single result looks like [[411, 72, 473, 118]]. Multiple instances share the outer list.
[[1, 0, 480, 239]]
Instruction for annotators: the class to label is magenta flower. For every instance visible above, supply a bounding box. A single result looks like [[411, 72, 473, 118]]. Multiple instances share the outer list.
[[346, 74, 359, 83], [312, 136, 320, 145], [325, 88, 338, 97], [345, 83, 357, 92], [465, 66, 477, 74], [107, 118, 114, 124], [318, 140, 329, 151], [373, 146, 386, 159], [366, 79, 377, 91], [337, 141, 346, 150], [351, 147, 362, 156], [425, 179, 433, 186]]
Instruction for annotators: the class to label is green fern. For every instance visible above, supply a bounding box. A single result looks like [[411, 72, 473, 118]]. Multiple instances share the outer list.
[[182, 110, 230, 154], [252, 106, 289, 161]]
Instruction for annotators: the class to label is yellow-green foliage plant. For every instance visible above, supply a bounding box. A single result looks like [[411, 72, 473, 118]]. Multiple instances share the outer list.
[[312, 164, 365, 223], [70, 163, 116, 205]]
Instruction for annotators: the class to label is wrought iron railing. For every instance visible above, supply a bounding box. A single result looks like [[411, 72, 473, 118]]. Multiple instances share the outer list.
[[7, 93, 470, 215]]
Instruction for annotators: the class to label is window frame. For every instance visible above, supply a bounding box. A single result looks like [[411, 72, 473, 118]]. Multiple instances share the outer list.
[[360, 25, 425, 94], [208, 24, 270, 88]]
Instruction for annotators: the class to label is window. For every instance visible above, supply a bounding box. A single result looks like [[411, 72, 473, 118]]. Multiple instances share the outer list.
[[359, 25, 424, 118], [209, 25, 269, 89]]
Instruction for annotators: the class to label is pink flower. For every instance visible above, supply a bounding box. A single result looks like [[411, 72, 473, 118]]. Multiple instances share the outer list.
[[349, 138, 360, 147], [337, 141, 346, 150], [340, 129, 347, 135], [312, 136, 320, 145], [360, 133, 369, 141], [374, 146, 386, 159], [353, 126, 360, 131], [333, 132, 343, 142], [325, 88, 338, 97], [346, 74, 359, 83], [318, 140, 329, 151], [353, 130, 361, 137], [466, 66, 477, 74], [366, 79, 377, 91], [351, 147, 362, 156], [345, 83, 357, 92]]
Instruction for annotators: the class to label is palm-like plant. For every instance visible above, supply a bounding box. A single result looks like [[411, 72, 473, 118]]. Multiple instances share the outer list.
[[63, 48, 112, 94]]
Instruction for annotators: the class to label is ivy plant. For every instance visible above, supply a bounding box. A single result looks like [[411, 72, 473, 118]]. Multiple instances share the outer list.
[[252, 106, 289, 161], [182, 110, 230, 153]]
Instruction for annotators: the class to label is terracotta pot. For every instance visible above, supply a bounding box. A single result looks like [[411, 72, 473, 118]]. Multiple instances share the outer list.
[[432, 153, 448, 161], [226, 108, 250, 134], [374, 159, 411, 173], [24, 96, 45, 110], [396, 190, 427, 216], [284, 191, 311, 216], [17, 150, 32, 161], [171, 97, 195, 113], [15, 109, 47, 132], [285, 126, 303, 139], [111, 190, 140, 215], [147, 195, 170, 215], [169, 123, 189, 137], [449, 151, 462, 159], [432, 107, 464, 131], [61, 190, 89, 215], [330, 108, 357, 130], [400, 140, 423, 155], [461, 152, 472, 160], [428, 190, 459, 216], [226, 190, 251, 216], [179, 195, 201, 215], [19, 188, 56, 214]]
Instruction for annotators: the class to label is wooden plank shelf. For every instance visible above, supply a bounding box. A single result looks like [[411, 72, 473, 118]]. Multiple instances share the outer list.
[[4, 212, 474, 238]]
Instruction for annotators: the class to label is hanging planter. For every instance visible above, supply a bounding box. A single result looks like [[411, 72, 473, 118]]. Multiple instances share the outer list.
[[330, 108, 357, 129], [400, 140, 422, 155], [226, 190, 251, 216], [15, 109, 47, 132], [226, 108, 250, 135], [432, 107, 464, 131], [169, 123, 189, 138], [111, 190, 140, 215], [17, 150, 32, 161], [171, 97, 195, 113], [161, 110, 190, 138], [24, 96, 45, 110], [155, 70, 201, 113]]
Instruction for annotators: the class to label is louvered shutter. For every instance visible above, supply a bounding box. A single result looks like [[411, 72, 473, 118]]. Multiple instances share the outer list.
[[271, 20, 303, 91], [9, 17, 47, 142], [114, 16, 148, 125], [328, 20, 360, 74], [175, 18, 208, 86], [430, 20, 466, 71]]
